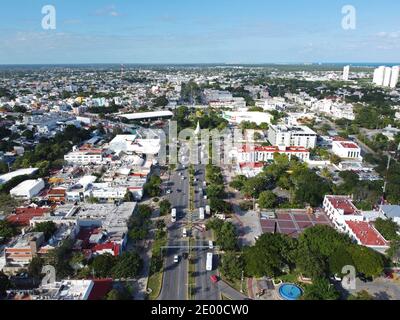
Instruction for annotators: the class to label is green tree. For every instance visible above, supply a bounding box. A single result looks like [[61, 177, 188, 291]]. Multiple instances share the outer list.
[[302, 278, 340, 300], [295, 244, 327, 279], [298, 225, 351, 258], [349, 245, 384, 278], [220, 251, 244, 281], [374, 218, 399, 241], [0, 272, 10, 297], [91, 254, 117, 278], [0, 220, 18, 241], [0, 161, 8, 174], [33, 221, 57, 241], [28, 256, 44, 279], [159, 200, 171, 216], [106, 285, 132, 300], [244, 233, 297, 278], [258, 191, 277, 209], [206, 184, 225, 199], [217, 222, 238, 251], [124, 191, 134, 202], [328, 245, 354, 276], [111, 252, 142, 279], [44, 239, 74, 279]]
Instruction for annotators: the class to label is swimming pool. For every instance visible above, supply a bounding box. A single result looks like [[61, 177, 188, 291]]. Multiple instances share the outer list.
[[279, 283, 303, 300]]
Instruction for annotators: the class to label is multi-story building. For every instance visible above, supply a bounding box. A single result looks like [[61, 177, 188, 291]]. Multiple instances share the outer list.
[[390, 66, 399, 88], [373, 66, 386, 86], [383, 67, 392, 87], [323, 195, 389, 253], [343, 65, 350, 81], [332, 138, 362, 161], [4, 232, 45, 269], [268, 125, 317, 149], [64, 146, 105, 165], [236, 145, 310, 163]]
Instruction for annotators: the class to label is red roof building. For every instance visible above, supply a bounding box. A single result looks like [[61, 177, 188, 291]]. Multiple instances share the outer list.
[[87, 279, 113, 300], [345, 220, 389, 248], [7, 207, 50, 226]]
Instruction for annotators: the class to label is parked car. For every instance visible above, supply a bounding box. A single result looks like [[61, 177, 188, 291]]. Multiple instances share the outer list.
[[210, 275, 219, 284]]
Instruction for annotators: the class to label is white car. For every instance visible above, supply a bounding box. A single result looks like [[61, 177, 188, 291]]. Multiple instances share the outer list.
[[174, 255, 179, 263], [166, 190, 172, 194]]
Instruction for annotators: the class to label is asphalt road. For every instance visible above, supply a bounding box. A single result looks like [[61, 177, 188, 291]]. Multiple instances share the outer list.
[[159, 142, 220, 300], [192, 150, 221, 301], [159, 164, 189, 300]]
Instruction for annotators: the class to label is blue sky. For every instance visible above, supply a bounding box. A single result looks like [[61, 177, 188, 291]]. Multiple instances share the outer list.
[[0, 0, 399, 64]]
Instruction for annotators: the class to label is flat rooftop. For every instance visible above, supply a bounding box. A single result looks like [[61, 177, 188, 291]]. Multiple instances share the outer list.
[[119, 111, 173, 120], [260, 209, 333, 238]]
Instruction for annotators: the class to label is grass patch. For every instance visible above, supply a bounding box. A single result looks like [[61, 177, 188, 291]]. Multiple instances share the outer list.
[[279, 272, 300, 284], [146, 234, 167, 300], [188, 238, 196, 300], [147, 271, 163, 300]]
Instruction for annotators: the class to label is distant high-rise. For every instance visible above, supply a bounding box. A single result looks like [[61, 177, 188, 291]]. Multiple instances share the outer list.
[[390, 66, 399, 88], [383, 67, 392, 87], [343, 65, 350, 81], [373, 66, 386, 86]]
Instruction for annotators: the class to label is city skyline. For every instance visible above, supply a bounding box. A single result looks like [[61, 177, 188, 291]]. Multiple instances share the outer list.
[[0, 0, 400, 64]]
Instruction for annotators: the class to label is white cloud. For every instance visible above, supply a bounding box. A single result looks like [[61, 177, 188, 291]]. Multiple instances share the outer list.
[[94, 5, 122, 17], [375, 31, 400, 39]]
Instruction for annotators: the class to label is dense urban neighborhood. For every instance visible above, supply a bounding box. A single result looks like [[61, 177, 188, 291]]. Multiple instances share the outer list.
[[0, 63, 400, 301]]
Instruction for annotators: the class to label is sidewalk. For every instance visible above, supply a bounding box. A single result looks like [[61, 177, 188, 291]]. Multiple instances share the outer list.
[[132, 209, 161, 300]]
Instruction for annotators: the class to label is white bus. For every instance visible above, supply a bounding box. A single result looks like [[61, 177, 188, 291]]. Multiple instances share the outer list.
[[199, 207, 205, 220], [171, 208, 177, 222], [206, 252, 213, 271]]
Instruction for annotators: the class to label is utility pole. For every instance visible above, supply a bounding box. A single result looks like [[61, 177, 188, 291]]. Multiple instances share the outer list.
[[382, 153, 392, 205], [240, 270, 244, 293]]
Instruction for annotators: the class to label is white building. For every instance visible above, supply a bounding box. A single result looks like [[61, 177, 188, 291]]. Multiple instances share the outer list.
[[343, 65, 350, 81], [222, 111, 273, 126], [390, 66, 399, 88], [108, 135, 161, 156], [10, 179, 45, 199], [373, 66, 386, 86], [90, 184, 128, 202], [0, 168, 38, 185], [64, 146, 104, 165], [374, 66, 399, 88], [268, 125, 317, 149], [332, 138, 362, 161], [383, 67, 392, 87], [236, 145, 310, 163], [323, 195, 389, 253]]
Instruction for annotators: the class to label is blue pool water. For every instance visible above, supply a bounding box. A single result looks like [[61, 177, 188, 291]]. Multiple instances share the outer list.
[[279, 284, 303, 300]]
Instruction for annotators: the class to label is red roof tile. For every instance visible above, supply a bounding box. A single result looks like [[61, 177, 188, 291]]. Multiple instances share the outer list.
[[346, 221, 388, 247]]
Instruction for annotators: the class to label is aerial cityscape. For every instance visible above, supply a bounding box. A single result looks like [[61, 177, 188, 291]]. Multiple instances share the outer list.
[[0, 0, 400, 309]]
